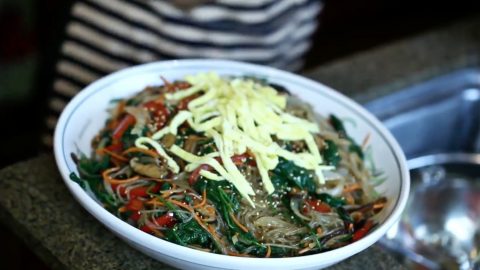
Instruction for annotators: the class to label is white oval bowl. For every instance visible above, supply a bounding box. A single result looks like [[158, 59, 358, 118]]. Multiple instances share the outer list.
[[54, 59, 409, 270]]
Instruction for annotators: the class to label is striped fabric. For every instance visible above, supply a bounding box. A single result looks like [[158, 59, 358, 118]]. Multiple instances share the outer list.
[[43, 0, 323, 146]]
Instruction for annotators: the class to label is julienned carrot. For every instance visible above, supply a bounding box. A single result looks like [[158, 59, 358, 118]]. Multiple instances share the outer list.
[[167, 199, 194, 212], [167, 199, 229, 255], [362, 132, 371, 149], [207, 224, 231, 256], [145, 198, 165, 206], [160, 76, 172, 88], [99, 148, 129, 162], [298, 245, 313, 255], [102, 167, 140, 185], [160, 189, 180, 199], [265, 245, 271, 258], [193, 189, 207, 209], [343, 183, 361, 193], [229, 212, 249, 233], [151, 228, 165, 238], [229, 250, 251, 257], [122, 147, 159, 158]]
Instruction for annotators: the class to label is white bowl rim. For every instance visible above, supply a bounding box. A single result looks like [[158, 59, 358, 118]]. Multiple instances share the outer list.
[[54, 59, 410, 268]]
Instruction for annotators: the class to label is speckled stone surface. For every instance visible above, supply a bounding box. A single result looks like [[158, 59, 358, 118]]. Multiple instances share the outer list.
[[4, 15, 480, 270], [0, 155, 404, 270]]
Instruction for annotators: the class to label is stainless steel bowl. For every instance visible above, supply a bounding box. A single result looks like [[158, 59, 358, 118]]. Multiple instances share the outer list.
[[380, 153, 480, 270]]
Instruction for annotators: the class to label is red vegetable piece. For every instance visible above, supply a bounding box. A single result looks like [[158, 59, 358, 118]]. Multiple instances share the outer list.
[[129, 183, 162, 199], [111, 184, 126, 196], [305, 199, 331, 213], [139, 213, 176, 234], [140, 225, 153, 234], [112, 114, 135, 141], [126, 198, 144, 212], [130, 211, 141, 222], [150, 183, 162, 194], [143, 100, 169, 130], [231, 153, 256, 166], [105, 142, 123, 153], [188, 164, 211, 186], [154, 212, 176, 228], [129, 187, 149, 198], [352, 220, 374, 241], [177, 94, 197, 110], [113, 183, 161, 198]]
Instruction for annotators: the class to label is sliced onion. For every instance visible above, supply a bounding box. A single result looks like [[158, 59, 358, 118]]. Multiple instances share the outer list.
[[308, 211, 343, 231], [290, 198, 311, 221], [316, 176, 345, 196], [125, 106, 150, 136], [323, 170, 344, 181]]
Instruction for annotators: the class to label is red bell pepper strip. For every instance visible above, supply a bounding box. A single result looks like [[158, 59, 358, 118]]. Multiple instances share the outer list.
[[231, 153, 256, 166], [188, 164, 211, 186], [352, 220, 374, 241], [112, 114, 135, 142], [140, 212, 176, 233], [130, 211, 141, 222], [154, 212, 176, 227], [129, 183, 162, 198], [177, 94, 198, 110], [143, 100, 169, 130], [305, 199, 331, 213], [113, 183, 161, 198], [140, 225, 153, 233], [125, 198, 144, 212], [105, 142, 123, 153]]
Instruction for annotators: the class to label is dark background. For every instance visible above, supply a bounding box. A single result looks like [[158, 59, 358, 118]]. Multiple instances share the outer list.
[[1, 0, 480, 269]]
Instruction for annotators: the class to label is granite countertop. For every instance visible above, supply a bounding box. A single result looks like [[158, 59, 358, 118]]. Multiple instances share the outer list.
[[2, 16, 480, 270]]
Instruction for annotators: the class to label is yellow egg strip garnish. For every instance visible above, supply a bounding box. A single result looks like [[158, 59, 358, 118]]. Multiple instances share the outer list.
[[135, 137, 180, 173], [136, 72, 334, 206], [168, 111, 192, 135]]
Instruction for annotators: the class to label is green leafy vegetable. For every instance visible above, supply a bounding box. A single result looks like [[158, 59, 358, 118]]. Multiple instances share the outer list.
[[71, 154, 118, 210], [271, 158, 316, 193], [322, 140, 341, 166], [329, 114, 364, 159], [336, 207, 354, 233], [315, 193, 346, 208], [195, 138, 216, 155], [194, 179, 273, 256], [349, 144, 364, 160], [165, 219, 211, 247], [121, 127, 140, 149]]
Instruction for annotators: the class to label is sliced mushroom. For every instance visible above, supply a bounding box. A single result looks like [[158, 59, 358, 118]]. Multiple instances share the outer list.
[[183, 135, 202, 154], [161, 133, 176, 149], [130, 157, 169, 178]]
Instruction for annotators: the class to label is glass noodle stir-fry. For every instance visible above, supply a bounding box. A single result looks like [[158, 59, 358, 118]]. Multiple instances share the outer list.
[[71, 73, 387, 257]]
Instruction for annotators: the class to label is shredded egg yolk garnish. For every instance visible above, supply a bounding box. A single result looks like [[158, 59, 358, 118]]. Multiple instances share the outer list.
[[135, 72, 334, 207]]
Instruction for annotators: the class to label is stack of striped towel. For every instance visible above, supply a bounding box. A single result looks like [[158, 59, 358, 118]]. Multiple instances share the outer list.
[[45, 0, 324, 145]]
